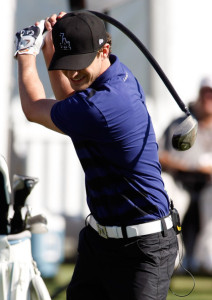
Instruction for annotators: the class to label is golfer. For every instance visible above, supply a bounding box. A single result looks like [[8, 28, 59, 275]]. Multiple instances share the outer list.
[[15, 11, 178, 300]]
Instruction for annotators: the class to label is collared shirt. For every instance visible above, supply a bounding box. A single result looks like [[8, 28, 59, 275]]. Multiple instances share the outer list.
[[51, 55, 169, 225]]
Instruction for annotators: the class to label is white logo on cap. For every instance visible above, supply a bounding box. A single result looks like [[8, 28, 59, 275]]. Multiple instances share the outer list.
[[60, 33, 72, 50], [99, 39, 104, 45]]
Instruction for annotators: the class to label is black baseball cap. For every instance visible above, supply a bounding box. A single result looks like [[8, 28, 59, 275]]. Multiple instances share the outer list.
[[48, 11, 107, 71]]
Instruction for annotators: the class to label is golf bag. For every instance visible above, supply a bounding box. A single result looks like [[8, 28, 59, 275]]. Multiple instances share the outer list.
[[0, 154, 51, 299], [0, 231, 51, 300]]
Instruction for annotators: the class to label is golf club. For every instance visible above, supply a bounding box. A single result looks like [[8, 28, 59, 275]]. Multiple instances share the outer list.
[[89, 11, 198, 151], [10, 174, 38, 234], [0, 155, 11, 234], [172, 115, 198, 151], [26, 213, 48, 234]]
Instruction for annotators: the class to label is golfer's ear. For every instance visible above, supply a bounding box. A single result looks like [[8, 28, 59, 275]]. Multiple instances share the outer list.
[[102, 44, 110, 58]]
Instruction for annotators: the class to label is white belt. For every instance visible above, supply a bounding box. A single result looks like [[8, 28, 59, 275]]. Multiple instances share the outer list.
[[87, 215, 173, 239]]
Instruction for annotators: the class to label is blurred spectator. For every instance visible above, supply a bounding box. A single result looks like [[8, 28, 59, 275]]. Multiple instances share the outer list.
[[158, 76, 212, 273]]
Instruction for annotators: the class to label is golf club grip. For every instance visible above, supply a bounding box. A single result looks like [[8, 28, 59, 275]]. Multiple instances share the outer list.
[[89, 10, 190, 116]]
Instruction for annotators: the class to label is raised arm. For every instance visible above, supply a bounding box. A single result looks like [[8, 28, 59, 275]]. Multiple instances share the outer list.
[[15, 20, 63, 133], [42, 13, 75, 100], [18, 54, 62, 132]]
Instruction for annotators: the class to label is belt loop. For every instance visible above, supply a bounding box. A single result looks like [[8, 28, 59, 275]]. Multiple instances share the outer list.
[[121, 226, 128, 239], [161, 218, 168, 237], [85, 213, 92, 226]]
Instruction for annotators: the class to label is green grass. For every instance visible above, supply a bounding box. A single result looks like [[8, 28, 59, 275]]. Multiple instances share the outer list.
[[44, 264, 212, 300], [167, 275, 212, 300], [44, 264, 75, 300]]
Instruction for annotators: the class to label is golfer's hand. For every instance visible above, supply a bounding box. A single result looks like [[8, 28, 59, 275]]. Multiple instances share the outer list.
[[35, 12, 67, 50], [44, 12, 67, 31], [15, 20, 45, 58]]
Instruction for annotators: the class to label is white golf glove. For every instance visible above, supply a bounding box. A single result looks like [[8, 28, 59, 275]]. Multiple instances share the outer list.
[[14, 20, 45, 58]]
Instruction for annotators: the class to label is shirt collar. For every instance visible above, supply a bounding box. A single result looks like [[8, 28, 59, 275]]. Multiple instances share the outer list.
[[91, 54, 123, 88]]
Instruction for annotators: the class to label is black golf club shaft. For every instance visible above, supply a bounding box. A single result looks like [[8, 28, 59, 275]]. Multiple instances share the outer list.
[[0, 172, 9, 234], [88, 11, 190, 116], [0, 156, 11, 234]]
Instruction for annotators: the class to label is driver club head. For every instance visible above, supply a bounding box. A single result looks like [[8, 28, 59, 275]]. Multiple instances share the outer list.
[[172, 115, 198, 151]]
